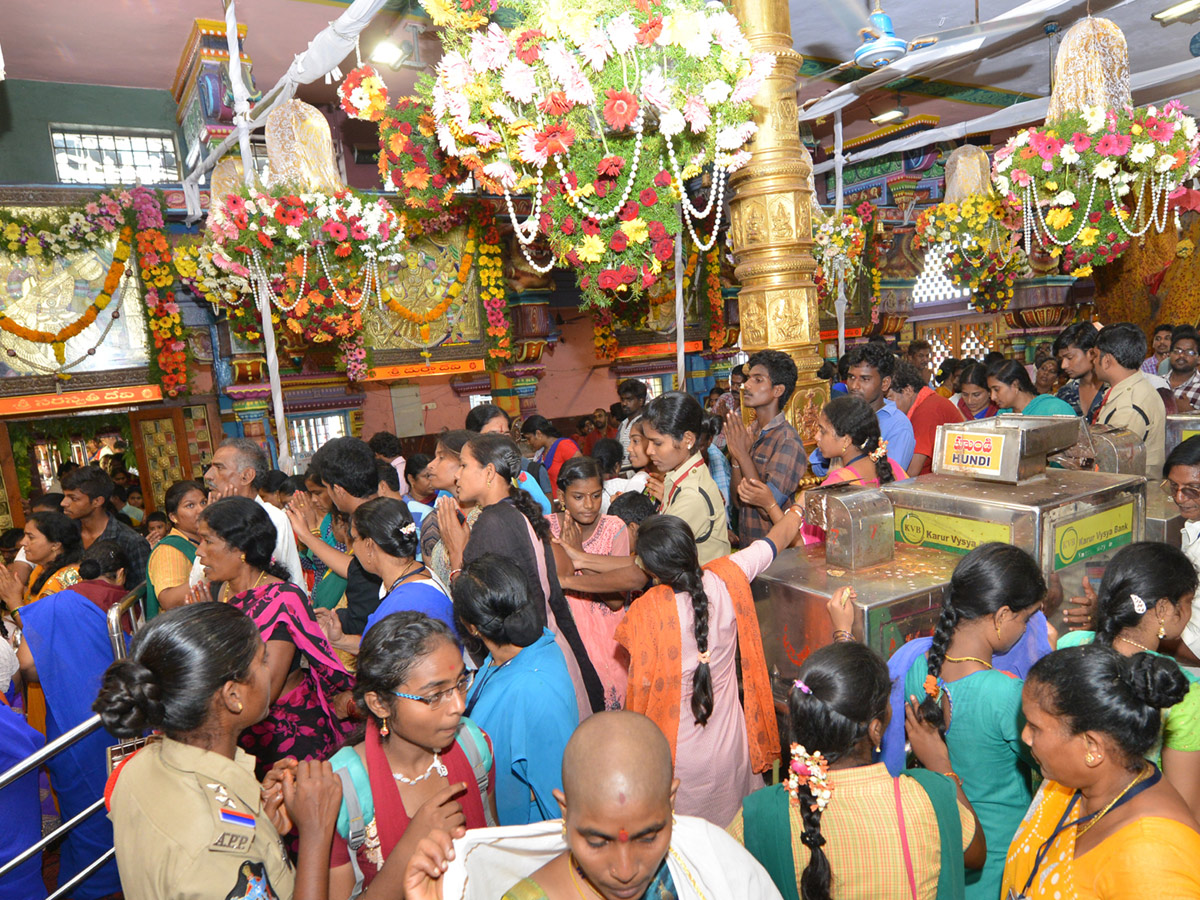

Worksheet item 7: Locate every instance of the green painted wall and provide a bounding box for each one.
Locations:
[0,80,182,184]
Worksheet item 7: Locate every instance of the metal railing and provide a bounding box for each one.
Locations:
[0,583,145,899]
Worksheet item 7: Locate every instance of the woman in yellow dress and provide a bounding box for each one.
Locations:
[0,511,82,609]
[1003,643,1200,899]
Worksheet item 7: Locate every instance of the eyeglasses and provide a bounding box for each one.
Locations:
[392,671,475,710]
[1160,479,1200,502]
[1172,348,1199,357]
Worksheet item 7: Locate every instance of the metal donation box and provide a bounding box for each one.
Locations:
[883,415,1145,627]
[753,415,1148,685]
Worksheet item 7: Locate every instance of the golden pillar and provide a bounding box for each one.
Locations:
[728,0,825,444]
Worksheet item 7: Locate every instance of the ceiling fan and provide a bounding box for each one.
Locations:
[801,0,1077,121]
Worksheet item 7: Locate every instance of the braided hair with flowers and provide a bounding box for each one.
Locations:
[785,642,891,900]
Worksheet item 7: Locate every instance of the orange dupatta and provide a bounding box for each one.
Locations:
[615,556,780,773]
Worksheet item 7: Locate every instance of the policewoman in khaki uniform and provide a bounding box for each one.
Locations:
[97,603,342,900]
[641,392,731,565]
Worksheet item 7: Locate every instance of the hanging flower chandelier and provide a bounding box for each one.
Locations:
[424,0,771,307]
[993,102,1200,277]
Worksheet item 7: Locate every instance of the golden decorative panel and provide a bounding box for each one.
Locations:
[183,405,215,479]
[139,417,185,509]
[362,226,482,350]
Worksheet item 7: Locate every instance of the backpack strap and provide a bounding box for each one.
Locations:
[335,767,368,900]
[741,785,801,900]
[456,716,497,826]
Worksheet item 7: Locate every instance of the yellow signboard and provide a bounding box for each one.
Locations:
[894,508,1012,555]
[1183,430,1200,442]
[1054,502,1135,570]
[941,431,1007,476]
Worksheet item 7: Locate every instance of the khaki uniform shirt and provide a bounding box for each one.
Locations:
[109,737,295,900]
[663,453,731,565]
[1097,371,1166,478]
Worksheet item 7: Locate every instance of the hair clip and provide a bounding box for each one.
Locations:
[924,674,941,701]
[1131,594,1147,615]
[869,439,889,462]
[399,522,417,535]
[794,679,812,695]
[696,650,712,665]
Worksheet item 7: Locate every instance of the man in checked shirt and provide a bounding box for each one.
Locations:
[1167,326,1200,412]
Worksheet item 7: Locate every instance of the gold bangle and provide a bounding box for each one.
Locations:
[943,771,963,789]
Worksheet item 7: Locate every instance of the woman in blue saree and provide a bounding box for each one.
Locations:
[16,541,130,899]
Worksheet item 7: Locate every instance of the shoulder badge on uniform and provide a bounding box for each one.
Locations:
[219,807,256,828]
[207,783,234,807]
[224,860,279,900]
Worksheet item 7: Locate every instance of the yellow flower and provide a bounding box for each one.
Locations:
[1045,207,1074,231]
[577,234,605,264]
[1078,227,1100,247]
[622,218,650,244]
[3,224,19,240]
[650,256,662,275]
[1070,265,1093,278]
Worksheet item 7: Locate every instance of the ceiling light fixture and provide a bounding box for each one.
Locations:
[1152,0,1200,23]
[870,105,908,125]
[370,39,411,70]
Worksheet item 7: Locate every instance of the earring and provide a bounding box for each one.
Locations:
[995,622,1003,642]
[240,553,246,562]
[380,716,389,737]
[487,476,493,485]
[561,821,567,838]
[234,701,243,713]
[1158,613,1167,640]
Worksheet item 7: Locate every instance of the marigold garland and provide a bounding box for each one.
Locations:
[385,222,479,332]
[480,224,510,367]
[913,195,1024,314]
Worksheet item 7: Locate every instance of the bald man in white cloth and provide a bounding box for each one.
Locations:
[403,710,784,900]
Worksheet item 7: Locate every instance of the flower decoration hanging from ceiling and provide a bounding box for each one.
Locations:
[993,102,1200,278]
[913,195,1025,313]
[338,64,390,122]
[423,0,771,308]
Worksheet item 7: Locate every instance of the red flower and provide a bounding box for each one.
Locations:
[582,218,601,236]
[639,188,658,207]
[350,225,368,240]
[538,92,574,116]
[597,156,625,178]
[610,231,629,251]
[598,269,621,290]
[595,181,611,199]
[567,249,581,266]
[642,266,656,288]
[561,216,576,236]
[618,201,639,222]
[637,16,663,45]
[514,29,545,64]
[603,90,640,131]
[335,242,353,258]
[534,124,576,156]
[653,170,672,188]
[540,212,553,232]
[653,238,674,261]
[648,220,668,242]
[257,231,274,249]
[618,265,637,285]
[581,275,592,290]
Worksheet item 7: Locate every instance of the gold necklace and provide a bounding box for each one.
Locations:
[568,854,605,900]
[1117,635,1155,653]
[944,655,993,669]
[1077,766,1152,837]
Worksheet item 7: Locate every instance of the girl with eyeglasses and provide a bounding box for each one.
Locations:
[452,553,579,826]
[327,611,495,900]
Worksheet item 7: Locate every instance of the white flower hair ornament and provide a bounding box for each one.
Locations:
[786,744,833,812]
[1131,594,1147,615]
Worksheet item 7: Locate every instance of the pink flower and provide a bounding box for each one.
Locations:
[469,24,510,72]
[1070,132,1092,153]
[1148,119,1177,143]
[483,161,518,189]
[683,96,711,134]
[1012,169,1032,187]
[562,70,595,106]
[731,52,773,103]
[579,30,612,72]
[641,68,672,113]
[85,203,99,216]
[501,58,538,104]
[1096,133,1131,156]
[322,220,349,242]
[436,52,471,91]
[517,131,549,167]
[1030,131,1064,161]
[607,13,638,55]
[465,121,503,147]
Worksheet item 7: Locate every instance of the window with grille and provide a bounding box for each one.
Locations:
[288,413,349,468]
[51,126,181,185]
[912,247,971,305]
[468,393,494,409]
